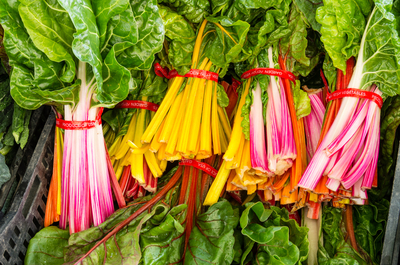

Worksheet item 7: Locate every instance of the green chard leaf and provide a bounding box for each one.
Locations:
[1,0,164,111]
[353,196,390,264]
[65,201,173,264]
[318,206,367,265]
[293,0,323,32]
[315,0,373,72]
[239,202,309,265]
[184,200,239,265]
[202,17,250,77]
[25,226,70,265]
[293,80,311,119]
[354,4,400,97]
[158,6,196,75]
[158,0,211,24]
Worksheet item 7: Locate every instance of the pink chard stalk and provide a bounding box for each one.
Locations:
[298,5,400,204]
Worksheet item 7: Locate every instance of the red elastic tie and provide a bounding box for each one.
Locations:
[115,100,159,112]
[179,159,218,178]
[327,89,383,109]
[56,107,104,130]
[241,68,296,83]
[154,63,219,82]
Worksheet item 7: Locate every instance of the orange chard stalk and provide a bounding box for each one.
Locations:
[278,56,305,187]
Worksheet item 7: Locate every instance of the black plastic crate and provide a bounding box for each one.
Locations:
[381,141,400,265]
[0,111,54,265]
[0,106,51,216]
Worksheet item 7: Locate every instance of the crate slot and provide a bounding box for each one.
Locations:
[18,252,24,261]
[37,205,44,219]
[3,251,10,261]
[23,240,28,249]
[14,227,20,237]
[9,238,15,249]
[42,156,48,169]
[41,195,46,205]
[28,228,34,238]
[22,176,41,219]
[32,216,40,229]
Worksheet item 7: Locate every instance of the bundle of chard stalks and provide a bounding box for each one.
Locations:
[3,0,400,263]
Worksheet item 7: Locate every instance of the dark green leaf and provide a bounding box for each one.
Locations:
[159,0,211,24]
[184,200,239,265]
[159,6,196,75]
[25,226,70,265]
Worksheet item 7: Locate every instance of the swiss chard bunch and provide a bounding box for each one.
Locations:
[0,0,165,233]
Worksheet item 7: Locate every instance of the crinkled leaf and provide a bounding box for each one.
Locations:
[293,80,311,119]
[203,17,250,76]
[210,0,230,15]
[116,0,164,71]
[159,0,211,23]
[139,67,169,104]
[64,200,168,264]
[315,0,372,72]
[184,200,239,265]
[57,0,103,90]
[25,226,70,265]
[140,207,186,265]
[318,240,368,265]
[320,206,343,258]
[357,5,400,97]
[293,0,323,32]
[158,6,196,75]
[240,202,308,265]
[0,0,79,110]
[269,206,309,264]
[280,5,309,70]
[353,197,390,263]
[102,109,129,133]
[18,0,76,83]
[241,203,309,264]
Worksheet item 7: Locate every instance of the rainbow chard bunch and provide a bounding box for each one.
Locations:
[207,0,319,206]
[0,0,164,233]
[298,0,400,203]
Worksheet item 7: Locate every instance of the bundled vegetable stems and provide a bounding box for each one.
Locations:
[298,5,396,207]
[141,20,231,160]
[0,0,165,233]
[205,1,313,206]
[104,100,165,200]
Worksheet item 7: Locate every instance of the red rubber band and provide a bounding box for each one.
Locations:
[179,159,218,178]
[241,68,296,83]
[115,100,159,112]
[56,107,104,130]
[327,89,383,109]
[154,63,219,82]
